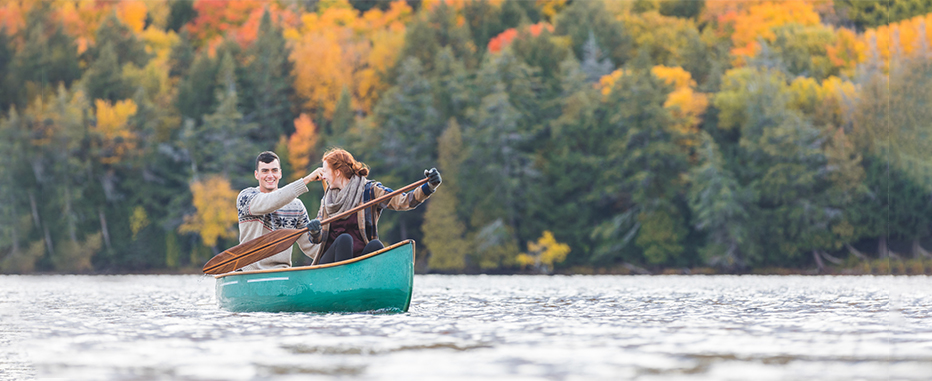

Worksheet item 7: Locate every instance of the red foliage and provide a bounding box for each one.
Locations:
[488,22,553,53]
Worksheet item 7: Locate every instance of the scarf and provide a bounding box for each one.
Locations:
[323,175,367,217]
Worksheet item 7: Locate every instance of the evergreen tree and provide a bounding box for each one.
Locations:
[423,119,469,271]
[83,43,130,102]
[241,10,296,145]
[594,53,691,266]
[370,57,442,179]
[175,51,218,122]
[10,8,81,106]
[327,86,354,148]
[186,52,258,186]
[169,30,195,79]
[554,0,632,68]
[579,31,615,83]
[659,0,705,19]
[167,1,198,33]
[90,13,150,68]
[0,28,14,111]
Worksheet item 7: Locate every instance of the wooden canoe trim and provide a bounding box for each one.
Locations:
[213,239,415,279]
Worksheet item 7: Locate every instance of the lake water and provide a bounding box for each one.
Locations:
[1,275,930,380]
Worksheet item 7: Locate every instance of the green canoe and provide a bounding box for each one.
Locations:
[214,240,415,313]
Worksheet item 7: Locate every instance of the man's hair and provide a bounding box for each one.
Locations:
[255,151,280,170]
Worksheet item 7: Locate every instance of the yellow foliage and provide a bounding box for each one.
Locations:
[858,13,932,71]
[598,69,626,97]
[179,176,239,247]
[729,1,821,65]
[600,66,707,142]
[94,99,137,164]
[130,206,149,240]
[519,231,570,272]
[288,113,319,181]
[116,0,147,33]
[290,1,411,119]
[537,0,568,22]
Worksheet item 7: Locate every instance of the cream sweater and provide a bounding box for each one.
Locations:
[235,179,316,271]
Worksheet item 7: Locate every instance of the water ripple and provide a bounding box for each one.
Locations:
[1,274,930,380]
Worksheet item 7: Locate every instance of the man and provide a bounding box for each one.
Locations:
[236,151,322,271]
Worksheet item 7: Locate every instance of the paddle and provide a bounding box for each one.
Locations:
[202,177,429,274]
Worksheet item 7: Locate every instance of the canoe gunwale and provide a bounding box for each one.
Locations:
[213,239,415,279]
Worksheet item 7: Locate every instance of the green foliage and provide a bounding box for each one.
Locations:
[554,0,632,69]
[167,1,197,33]
[175,51,218,122]
[91,13,150,68]
[423,119,469,271]
[241,10,296,145]
[659,0,704,19]
[83,43,131,102]
[835,0,932,31]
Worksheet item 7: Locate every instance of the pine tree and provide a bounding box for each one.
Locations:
[83,43,130,102]
[169,30,195,78]
[579,31,614,83]
[175,51,218,122]
[91,13,150,68]
[423,119,469,271]
[555,0,633,68]
[241,9,296,146]
[371,57,442,178]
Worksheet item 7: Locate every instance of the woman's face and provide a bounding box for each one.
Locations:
[321,160,342,186]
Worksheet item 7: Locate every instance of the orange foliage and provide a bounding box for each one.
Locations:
[290,0,411,119]
[287,113,319,181]
[858,13,932,71]
[652,66,708,142]
[0,0,28,36]
[488,28,517,53]
[94,99,138,164]
[116,1,147,33]
[728,1,821,64]
[187,0,300,48]
[179,175,239,247]
[488,22,553,53]
[599,66,708,142]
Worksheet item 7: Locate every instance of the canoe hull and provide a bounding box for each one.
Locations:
[214,240,415,313]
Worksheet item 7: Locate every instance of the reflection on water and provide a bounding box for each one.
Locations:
[1,275,930,380]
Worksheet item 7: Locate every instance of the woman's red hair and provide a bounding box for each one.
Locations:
[322,148,369,179]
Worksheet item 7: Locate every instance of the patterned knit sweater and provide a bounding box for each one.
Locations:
[236,179,315,271]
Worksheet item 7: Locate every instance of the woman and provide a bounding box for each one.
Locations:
[305,148,442,265]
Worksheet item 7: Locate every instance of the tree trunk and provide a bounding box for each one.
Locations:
[813,250,825,272]
[64,189,77,243]
[99,208,112,251]
[28,192,40,229]
[820,250,843,265]
[878,236,889,258]
[43,225,54,258]
[912,239,931,258]
[10,195,19,254]
[846,243,869,260]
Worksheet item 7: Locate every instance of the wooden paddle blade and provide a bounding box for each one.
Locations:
[202,228,307,274]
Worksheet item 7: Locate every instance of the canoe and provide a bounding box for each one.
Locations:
[214,240,415,313]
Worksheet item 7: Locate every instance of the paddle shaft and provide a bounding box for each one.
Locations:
[319,177,428,226]
[202,177,429,274]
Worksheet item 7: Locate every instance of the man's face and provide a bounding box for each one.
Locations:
[255,159,282,193]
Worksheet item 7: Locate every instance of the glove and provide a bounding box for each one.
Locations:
[424,168,442,190]
[306,219,321,242]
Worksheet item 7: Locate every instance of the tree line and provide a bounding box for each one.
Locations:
[0,0,930,274]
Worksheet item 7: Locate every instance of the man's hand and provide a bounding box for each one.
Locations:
[303,167,324,184]
[306,219,322,242]
[424,168,442,190]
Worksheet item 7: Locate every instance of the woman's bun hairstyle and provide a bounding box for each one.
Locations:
[322,148,369,179]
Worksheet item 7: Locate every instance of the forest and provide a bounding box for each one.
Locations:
[0,0,930,275]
